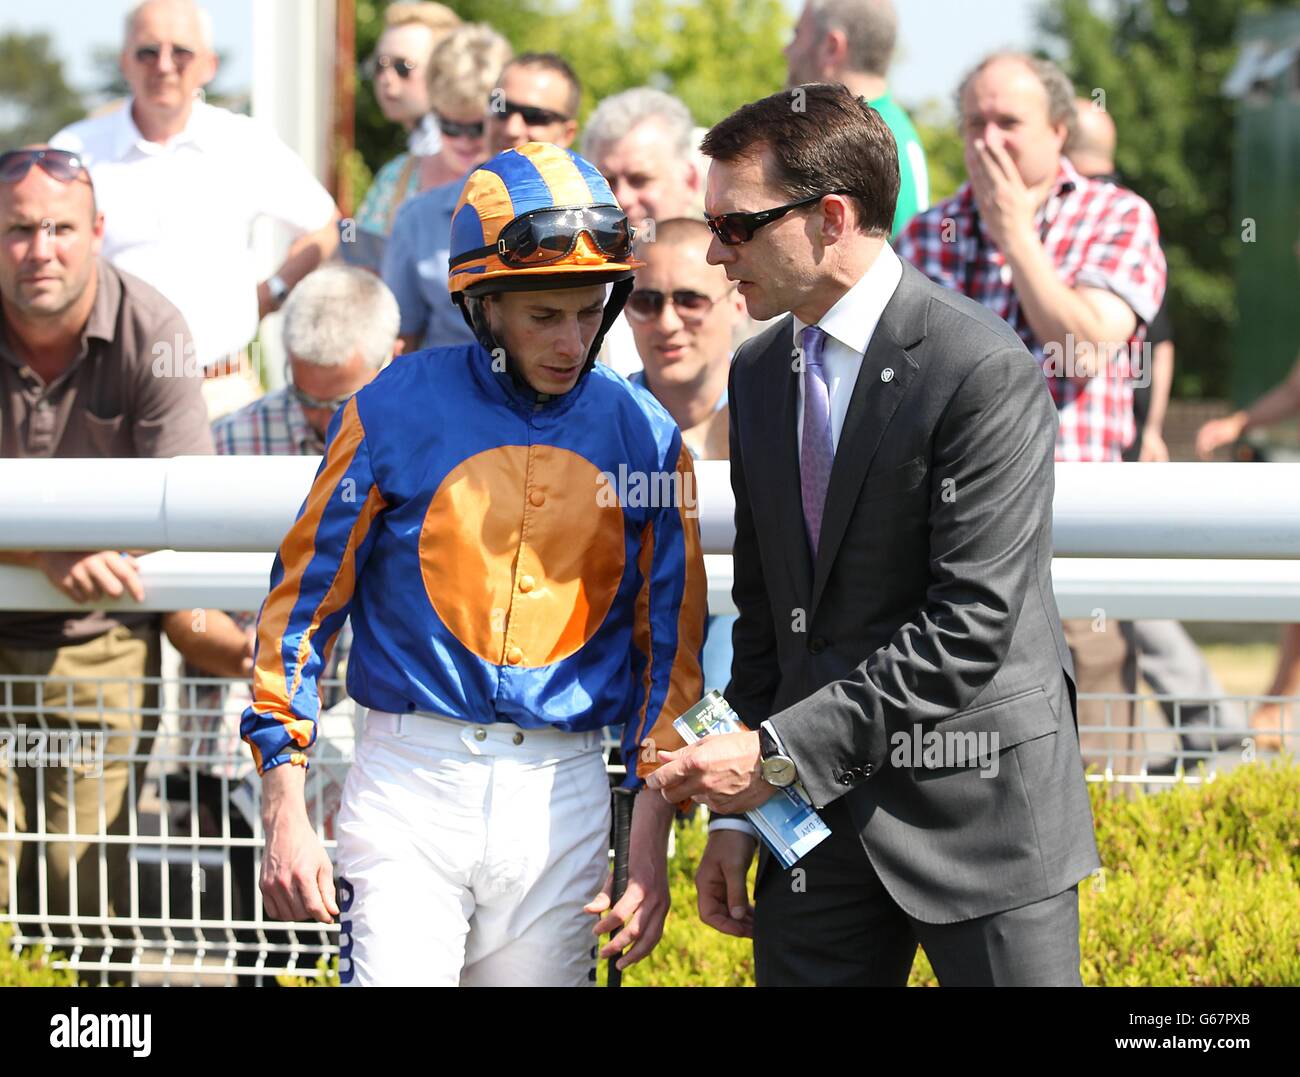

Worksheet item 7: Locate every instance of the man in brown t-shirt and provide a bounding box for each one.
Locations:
[0,146,220,961]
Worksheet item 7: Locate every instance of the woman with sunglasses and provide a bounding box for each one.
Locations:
[366,2,461,154]
[245,142,706,986]
[348,24,512,273]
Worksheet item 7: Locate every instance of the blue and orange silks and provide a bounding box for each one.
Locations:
[240,341,707,786]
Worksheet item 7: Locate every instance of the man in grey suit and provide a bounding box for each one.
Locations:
[646,83,1101,986]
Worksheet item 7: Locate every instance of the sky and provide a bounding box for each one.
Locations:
[0,0,1042,116]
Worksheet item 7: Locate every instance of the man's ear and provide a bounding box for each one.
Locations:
[1050,121,1070,156]
[199,48,219,90]
[820,194,852,244]
[684,158,702,194]
[823,28,849,75]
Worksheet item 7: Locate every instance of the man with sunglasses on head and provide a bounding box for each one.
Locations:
[625,218,746,695]
[383,52,581,356]
[244,143,706,986]
[50,0,341,419]
[645,83,1100,986]
[0,144,214,975]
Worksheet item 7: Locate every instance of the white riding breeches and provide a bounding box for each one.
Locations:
[335,708,612,987]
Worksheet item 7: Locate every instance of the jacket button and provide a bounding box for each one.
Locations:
[529,490,545,507]
[808,637,826,655]
[512,731,524,745]
[863,762,873,775]
[518,574,535,593]
[506,646,523,665]
[838,772,852,785]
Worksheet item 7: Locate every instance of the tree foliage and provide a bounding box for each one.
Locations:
[1038,0,1296,398]
[0,31,85,148]
[352,0,789,183]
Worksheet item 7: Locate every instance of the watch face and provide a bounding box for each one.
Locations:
[761,756,797,788]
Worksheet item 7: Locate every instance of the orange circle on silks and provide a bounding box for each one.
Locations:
[419,445,627,667]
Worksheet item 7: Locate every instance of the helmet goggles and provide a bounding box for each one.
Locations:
[450,204,634,271]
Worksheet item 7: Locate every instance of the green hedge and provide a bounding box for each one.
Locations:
[610,759,1300,987]
[0,922,78,986]
[8,761,1297,987]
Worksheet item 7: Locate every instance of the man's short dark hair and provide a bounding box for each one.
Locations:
[700,83,899,238]
[504,52,582,118]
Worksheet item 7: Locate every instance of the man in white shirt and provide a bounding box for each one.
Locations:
[51,0,340,416]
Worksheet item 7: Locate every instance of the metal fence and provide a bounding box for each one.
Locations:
[4,458,1299,983]
[1,665,1290,985]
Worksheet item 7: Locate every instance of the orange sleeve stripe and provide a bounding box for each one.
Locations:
[251,398,373,740]
[630,520,655,744]
[637,447,707,772]
[289,483,386,708]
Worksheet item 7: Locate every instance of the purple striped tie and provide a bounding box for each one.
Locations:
[799,325,834,557]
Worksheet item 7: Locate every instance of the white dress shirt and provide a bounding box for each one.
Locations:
[793,242,903,456]
[52,100,337,370]
[709,243,903,842]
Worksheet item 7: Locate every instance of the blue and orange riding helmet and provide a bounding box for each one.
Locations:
[448,141,642,301]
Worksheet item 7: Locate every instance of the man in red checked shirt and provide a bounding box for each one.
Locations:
[894,52,1166,775]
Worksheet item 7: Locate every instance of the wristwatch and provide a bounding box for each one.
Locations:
[266,273,290,309]
[758,724,797,788]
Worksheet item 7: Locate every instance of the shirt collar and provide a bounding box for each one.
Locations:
[792,242,903,358]
[111,98,211,158]
[629,368,728,414]
[82,260,120,345]
[280,387,326,454]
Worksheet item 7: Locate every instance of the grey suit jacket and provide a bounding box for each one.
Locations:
[727,259,1101,924]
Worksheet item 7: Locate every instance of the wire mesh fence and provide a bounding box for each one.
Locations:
[0,670,1292,984]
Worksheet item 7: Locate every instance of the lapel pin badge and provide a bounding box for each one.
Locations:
[881,367,895,383]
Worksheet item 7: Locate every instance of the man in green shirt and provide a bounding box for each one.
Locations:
[784,0,929,238]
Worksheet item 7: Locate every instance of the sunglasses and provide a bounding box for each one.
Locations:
[133,42,197,68]
[625,286,736,323]
[437,114,486,140]
[363,54,417,80]
[706,190,854,245]
[0,149,89,185]
[284,362,357,414]
[492,99,569,127]
[450,204,633,271]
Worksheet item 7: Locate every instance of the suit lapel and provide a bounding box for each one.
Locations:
[809,263,930,616]
[755,318,812,610]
